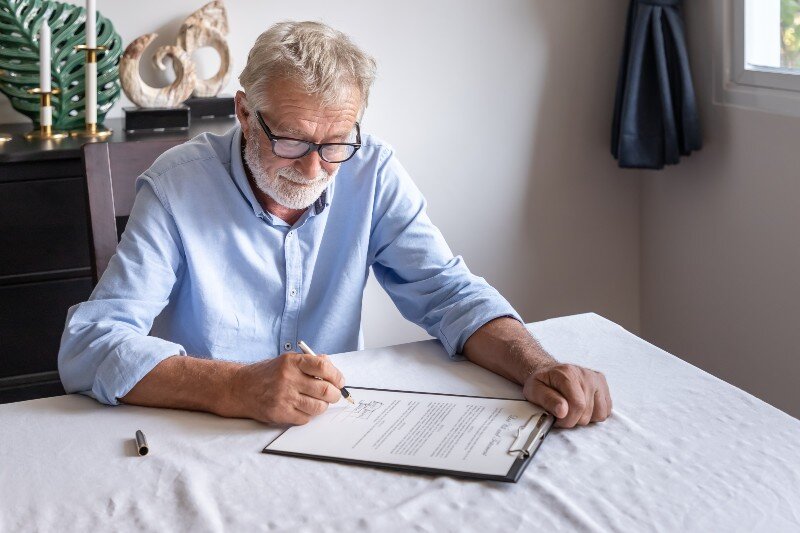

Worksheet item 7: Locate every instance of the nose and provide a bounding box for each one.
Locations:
[293,150,324,179]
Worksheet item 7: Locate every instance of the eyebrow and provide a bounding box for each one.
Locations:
[273,124,305,137]
[273,124,354,143]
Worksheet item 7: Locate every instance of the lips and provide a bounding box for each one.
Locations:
[278,171,327,187]
[283,176,319,186]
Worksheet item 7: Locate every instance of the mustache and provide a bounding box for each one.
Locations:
[276,166,333,184]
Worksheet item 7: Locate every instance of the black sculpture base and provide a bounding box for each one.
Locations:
[185,96,235,119]
[123,105,190,133]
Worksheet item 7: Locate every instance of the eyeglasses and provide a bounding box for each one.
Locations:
[255,110,361,163]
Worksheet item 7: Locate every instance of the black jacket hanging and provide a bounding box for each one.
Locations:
[611,0,702,169]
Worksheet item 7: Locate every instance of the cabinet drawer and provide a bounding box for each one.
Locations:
[0,177,90,278]
[0,378,65,404]
[0,277,93,378]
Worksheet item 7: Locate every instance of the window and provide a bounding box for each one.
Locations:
[746,0,800,71]
[718,0,800,116]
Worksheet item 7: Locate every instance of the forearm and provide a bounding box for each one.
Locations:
[120,355,244,417]
[462,317,556,384]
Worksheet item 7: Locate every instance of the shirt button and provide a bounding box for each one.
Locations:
[290,288,297,297]
[284,342,292,351]
[287,231,293,238]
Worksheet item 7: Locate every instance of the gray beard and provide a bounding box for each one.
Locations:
[243,127,336,210]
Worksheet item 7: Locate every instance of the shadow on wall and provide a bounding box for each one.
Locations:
[512,0,640,331]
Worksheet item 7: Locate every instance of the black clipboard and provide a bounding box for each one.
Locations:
[262,387,555,483]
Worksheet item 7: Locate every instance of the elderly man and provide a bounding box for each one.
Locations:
[59,21,611,429]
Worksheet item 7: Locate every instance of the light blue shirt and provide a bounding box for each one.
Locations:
[58,125,521,405]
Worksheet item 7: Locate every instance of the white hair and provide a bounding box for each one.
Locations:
[239,20,377,113]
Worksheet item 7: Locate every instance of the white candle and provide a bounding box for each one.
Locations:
[86,0,96,48]
[39,20,51,93]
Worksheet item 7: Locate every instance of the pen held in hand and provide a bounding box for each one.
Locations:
[297,340,355,404]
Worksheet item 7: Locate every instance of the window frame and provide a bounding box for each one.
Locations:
[716,0,800,117]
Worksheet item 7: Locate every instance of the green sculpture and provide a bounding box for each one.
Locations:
[0,0,122,129]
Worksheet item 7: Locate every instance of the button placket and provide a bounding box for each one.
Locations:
[278,227,303,355]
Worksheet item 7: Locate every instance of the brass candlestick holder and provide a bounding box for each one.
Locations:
[24,88,68,141]
[70,44,112,139]
[0,70,14,142]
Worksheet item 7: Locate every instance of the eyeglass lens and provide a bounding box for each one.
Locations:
[272,140,356,162]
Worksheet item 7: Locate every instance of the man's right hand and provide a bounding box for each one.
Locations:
[224,352,346,425]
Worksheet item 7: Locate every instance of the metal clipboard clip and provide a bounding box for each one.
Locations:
[508,412,551,458]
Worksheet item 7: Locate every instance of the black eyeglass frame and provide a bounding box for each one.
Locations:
[254,110,362,163]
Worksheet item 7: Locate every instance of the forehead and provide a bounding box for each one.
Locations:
[262,79,362,137]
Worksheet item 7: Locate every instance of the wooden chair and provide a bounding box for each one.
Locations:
[82,139,184,283]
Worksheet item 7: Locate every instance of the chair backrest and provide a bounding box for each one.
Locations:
[82,139,184,282]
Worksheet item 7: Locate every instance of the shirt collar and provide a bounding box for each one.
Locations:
[229,124,334,221]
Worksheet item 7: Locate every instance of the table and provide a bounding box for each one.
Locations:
[2,313,799,531]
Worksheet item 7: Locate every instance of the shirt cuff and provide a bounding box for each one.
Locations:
[89,336,187,405]
[437,289,523,360]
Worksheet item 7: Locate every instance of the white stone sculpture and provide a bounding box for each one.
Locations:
[119,0,231,108]
[178,0,231,98]
[119,33,197,108]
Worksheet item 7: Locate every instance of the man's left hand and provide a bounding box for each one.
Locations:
[523,363,612,428]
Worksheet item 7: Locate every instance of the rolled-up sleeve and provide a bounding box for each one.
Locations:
[368,148,522,358]
[58,177,186,405]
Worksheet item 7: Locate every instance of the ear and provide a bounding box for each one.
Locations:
[235,91,251,136]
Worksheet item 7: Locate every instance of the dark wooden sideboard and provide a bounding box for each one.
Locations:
[0,116,237,404]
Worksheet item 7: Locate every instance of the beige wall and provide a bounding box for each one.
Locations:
[361,0,642,347]
[37,0,790,418]
[641,1,800,418]
[0,1,642,348]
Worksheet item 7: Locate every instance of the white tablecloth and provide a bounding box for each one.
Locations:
[2,313,799,532]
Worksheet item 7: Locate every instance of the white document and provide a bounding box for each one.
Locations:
[264,388,551,478]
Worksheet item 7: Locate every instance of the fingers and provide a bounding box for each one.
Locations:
[243,354,345,425]
[531,364,612,428]
[601,373,613,413]
[592,390,608,422]
[261,391,331,426]
[293,354,344,403]
[593,372,613,421]
[289,408,312,426]
[294,353,345,389]
[297,375,342,404]
[295,393,330,417]
[523,379,568,419]
[540,366,586,428]
[577,379,595,426]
